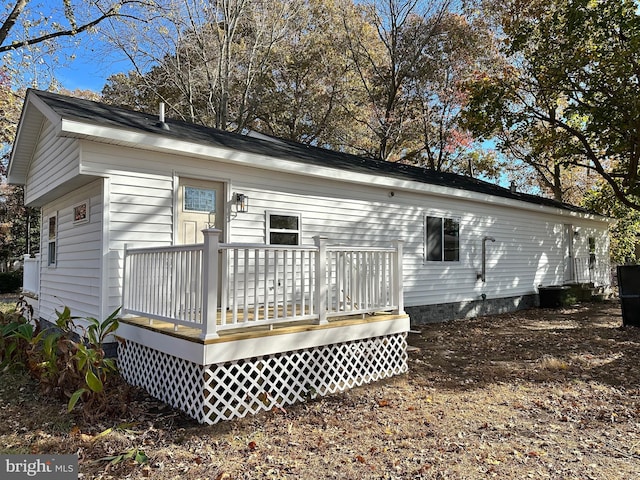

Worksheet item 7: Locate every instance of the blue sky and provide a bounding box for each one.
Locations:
[2,2,133,93]
[37,28,134,93]
[54,50,126,92]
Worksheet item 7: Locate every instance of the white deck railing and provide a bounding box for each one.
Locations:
[22,254,41,296]
[123,229,404,340]
[122,244,204,330]
[573,255,610,286]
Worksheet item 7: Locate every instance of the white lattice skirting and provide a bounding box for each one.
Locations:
[118,334,408,424]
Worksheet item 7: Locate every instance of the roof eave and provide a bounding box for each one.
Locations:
[56,118,609,223]
[8,90,62,185]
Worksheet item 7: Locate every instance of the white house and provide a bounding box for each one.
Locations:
[8,89,612,423]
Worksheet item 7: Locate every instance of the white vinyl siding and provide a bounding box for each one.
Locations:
[220,172,609,307]
[25,119,80,206]
[81,144,180,314]
[48,141,611,321]
[38,180,103,320]
[106,173,175,313]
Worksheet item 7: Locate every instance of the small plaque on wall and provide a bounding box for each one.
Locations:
[73,200,89,225]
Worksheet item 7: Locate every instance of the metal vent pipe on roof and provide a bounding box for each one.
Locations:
[157,102,170,130]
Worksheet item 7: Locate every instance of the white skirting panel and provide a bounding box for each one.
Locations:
[118,333,408,424]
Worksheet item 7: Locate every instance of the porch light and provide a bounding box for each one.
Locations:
[235,193,249,213]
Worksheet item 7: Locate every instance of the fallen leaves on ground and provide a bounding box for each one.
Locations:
[1,300,639,479]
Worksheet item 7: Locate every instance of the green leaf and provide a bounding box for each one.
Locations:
[96,454,124,466]
[55,306,76,330]
[76,353,88,371]
[67,388,88,412]
[85,370,103,393]
[92,427,113,442]
[102,358,117,373]
[11,323,34,341]
[134,450,148,464]
[42,331,60,358]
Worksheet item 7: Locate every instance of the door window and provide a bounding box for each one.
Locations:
[177,179,224,244]
[184,186,216,213]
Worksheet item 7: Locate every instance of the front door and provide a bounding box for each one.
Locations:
[177,178,225,244]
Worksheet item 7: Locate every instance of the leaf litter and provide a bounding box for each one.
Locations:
[1,300,639,479]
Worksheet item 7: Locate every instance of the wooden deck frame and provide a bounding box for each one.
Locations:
[117,311,410,365]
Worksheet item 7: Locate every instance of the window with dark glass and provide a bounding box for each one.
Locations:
[426,215,459,262]
[48,215,57,266]
[267,213,301,245]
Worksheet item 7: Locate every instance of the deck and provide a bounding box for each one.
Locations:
[115,230,410,424]
[120,310,408,344]
[121,229,406,340]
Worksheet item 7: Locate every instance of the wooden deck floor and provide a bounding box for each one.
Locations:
[120,311,408,345]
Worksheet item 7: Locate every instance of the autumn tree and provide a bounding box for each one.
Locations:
[1,0,149,86]
[488,120,599,203]
[404,10,499,176]
[103,0,497,170]
[336,0,493,177]
[463,0,640,209]
[1,1,149,264]
[0,73,38,267]
[0,1,147,53]
[250,0,369,148]
[102,0,298,131]
[582,183,640,265]
[341,0,449,161]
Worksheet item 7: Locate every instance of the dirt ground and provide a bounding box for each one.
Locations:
[1,299,639,479]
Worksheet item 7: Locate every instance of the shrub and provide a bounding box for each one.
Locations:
[0,302,121,418]
[0,271,22,294]
[0,308,37,370]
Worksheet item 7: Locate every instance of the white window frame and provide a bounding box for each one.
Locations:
[266,211,302,245]
[424,214,460,262]
[72,199,90,225]
[47,213,58,267]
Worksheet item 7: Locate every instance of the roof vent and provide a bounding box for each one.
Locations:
[157,102,170,130]
[510,181,516,193]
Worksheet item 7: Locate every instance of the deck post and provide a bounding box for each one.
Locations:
[122,244,129,313]
[392,239,405,315]
[201,229,221,339]
[22,253,41,297]
[314,235,329,325]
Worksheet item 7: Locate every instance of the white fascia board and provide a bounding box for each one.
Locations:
[60,119,611,224]
[9,93,64,184]
[30,93,65,126]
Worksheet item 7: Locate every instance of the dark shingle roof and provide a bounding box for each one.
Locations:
[32,89,589,214]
